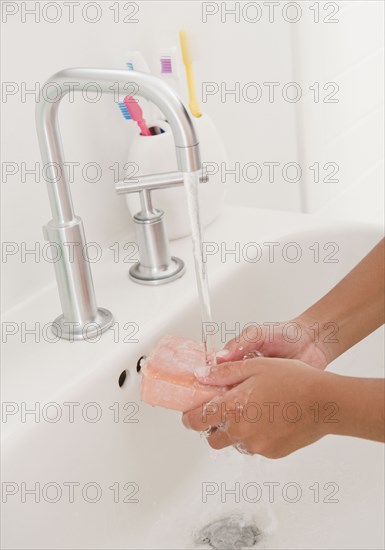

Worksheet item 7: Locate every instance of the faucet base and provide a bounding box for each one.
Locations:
[129,256,185,285]
[51,308,114,341]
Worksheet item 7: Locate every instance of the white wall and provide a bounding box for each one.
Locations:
[292,0,384,213]
[1,1,383,313]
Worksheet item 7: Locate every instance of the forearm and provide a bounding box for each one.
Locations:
[324,373,385,443]
[298,239,384,364]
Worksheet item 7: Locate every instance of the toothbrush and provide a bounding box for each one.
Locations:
[123,96,151,136]
[159,47,182,96]
[118,52,146,120]
[118,51,163,121]
[118,100,132,120]
[179,29,202,118]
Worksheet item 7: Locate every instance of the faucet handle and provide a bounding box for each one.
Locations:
[115,170,208,195]
[115,170,208,285]
[115,169,208,285]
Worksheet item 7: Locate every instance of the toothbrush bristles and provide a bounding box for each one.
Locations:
[118,102,132,120]
[160,56,172,74]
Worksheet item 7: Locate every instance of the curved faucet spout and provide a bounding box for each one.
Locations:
[35,68,202,340]
[36,67,201,223]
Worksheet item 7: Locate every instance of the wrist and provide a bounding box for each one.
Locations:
[294,312,341,367]
[310,370,342,437]
[321,374,385,442]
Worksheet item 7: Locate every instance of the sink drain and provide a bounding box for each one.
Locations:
[194,514,261,550]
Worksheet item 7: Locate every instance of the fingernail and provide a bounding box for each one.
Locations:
[194,366,212,379]
[215,349,230,358]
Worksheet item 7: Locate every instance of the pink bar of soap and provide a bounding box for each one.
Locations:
[141,335,226,412]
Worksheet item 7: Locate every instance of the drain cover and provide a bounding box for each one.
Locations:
[194,514,261,550]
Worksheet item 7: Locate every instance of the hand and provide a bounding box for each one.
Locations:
[216,317,330,370]
[183,357,339,458]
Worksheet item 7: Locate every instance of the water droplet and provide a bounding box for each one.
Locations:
[242,350,263,360]
[234,441,252,455]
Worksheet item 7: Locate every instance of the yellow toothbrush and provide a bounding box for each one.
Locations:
[179,29,202,118]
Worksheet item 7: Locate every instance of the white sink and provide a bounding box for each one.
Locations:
[2,206,384,549]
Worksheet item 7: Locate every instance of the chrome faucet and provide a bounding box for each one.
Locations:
[36,68,203,341]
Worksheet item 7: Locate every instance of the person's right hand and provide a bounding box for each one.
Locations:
[215,317,330,370]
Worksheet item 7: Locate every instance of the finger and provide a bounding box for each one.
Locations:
[182,398,228,431]
[206,426,233,450]
[216,325,266,362]
[196,358,267,386]
[182,388,249,432]
[207,427,259,454]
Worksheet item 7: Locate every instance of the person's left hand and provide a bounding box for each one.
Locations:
[182,357,340,458]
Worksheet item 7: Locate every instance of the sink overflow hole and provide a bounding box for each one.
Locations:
[137,356,146,373]
[118,370,129,388]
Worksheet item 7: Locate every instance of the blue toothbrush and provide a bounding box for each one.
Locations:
[118,61,135,119]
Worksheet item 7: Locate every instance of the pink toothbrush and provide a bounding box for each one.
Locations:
[123,96,152,136]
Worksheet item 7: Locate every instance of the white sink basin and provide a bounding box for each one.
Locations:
[2,206,384,549]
